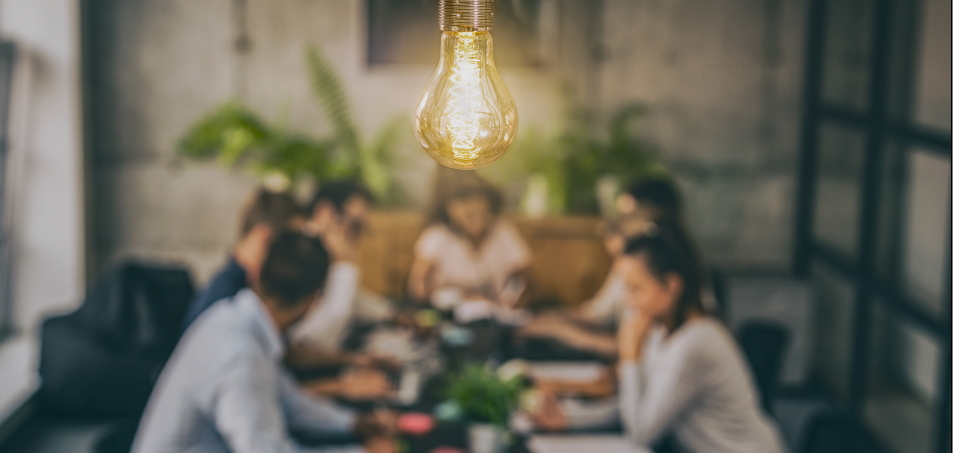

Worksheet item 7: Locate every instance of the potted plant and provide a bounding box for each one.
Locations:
[176,45,405,205]
[444,363,528,452]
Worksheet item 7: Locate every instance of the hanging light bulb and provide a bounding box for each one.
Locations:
[414,0,518,170]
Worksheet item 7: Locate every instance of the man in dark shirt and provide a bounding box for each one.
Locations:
[181,188,305,330]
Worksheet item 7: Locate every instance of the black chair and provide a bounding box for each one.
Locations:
[38,261,194,419]
[737,321,790,414]
[800,411,888,452]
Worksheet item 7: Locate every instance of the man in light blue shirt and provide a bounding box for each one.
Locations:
[134,231,394,452]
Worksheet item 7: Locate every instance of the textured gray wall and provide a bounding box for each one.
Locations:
[596,0,806,267]
[86,0,808,282]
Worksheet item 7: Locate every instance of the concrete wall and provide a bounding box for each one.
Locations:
[86,0,808,283]
[596,0,806,267]
[1,0,86,331]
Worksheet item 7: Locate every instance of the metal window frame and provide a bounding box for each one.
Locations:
[793,0,952,451]
[0,40,18,340]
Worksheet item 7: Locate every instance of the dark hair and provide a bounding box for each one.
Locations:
[623,220,706,331]
[427,169,503,226]
[258,230,331,309]
[308,180,373,215]
[240,188,306,237]
[624,177,683,220]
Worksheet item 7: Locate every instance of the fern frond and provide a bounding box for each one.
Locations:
[305,45,360,158]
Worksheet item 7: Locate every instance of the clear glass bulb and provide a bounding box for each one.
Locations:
[414,31,518,170]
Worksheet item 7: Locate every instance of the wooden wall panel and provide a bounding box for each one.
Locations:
[356,212,611,307]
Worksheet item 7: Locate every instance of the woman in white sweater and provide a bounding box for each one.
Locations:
[614,220,784,452]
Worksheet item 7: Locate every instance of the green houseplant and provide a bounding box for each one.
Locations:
[177,45,404,204]
[445,363,527,427]
[482,88,669,216]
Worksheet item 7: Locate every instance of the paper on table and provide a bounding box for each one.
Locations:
[528,361,606,382]
[527,434,647,453]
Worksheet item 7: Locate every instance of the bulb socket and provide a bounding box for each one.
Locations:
[439,0,494,31]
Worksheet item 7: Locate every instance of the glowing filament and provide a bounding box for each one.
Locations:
[446,33,481,163]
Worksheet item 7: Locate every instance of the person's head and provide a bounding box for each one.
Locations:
[618,220,705,331]
[236,188,307,281]
[257,230,331,332]
[240,188,307,238]
[308,180,374,242]
[616,177,683,221]
[600,212,656,257]
[429,171,503,241]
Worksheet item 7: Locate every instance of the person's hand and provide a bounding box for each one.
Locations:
[363,436,397,453]
[234,225,272,285]
[530,390,568,432]
[338,369,394,400]
[320,218,357,263]
[617,311,653,363]
[350,353,402,371]
[355,409,400,438]
[519,314,570,338]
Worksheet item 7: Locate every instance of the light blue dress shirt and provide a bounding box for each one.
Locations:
[133,288,359,452]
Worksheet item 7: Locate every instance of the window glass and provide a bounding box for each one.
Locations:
[811,262,857,405]
[863,302,939,453]
[912,0,952,131]
[821,0,875,110]
[814,123,864,258]
[901,150,950,315]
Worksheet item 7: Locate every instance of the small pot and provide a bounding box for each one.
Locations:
[468,422,505,453]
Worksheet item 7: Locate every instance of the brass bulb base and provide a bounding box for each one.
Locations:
[439,0,494,31]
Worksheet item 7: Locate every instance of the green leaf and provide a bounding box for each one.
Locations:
[305,45,361,159]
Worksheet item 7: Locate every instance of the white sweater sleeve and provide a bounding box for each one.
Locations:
[617,341,708,446]
[578,273,626,325]
[289,262,360,352]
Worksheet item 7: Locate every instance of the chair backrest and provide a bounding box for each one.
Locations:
[800,411,888,452]
[737,321,790,413]
[74,261,194,356]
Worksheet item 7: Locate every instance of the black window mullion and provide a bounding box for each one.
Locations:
[817,104,952,154]
[933,188,951,452]
[847,0,894,415]
[793,0,828,277]
[813,240,945,335]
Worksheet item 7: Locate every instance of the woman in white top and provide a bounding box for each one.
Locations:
[408,171,532,305]
[614,220,784,452]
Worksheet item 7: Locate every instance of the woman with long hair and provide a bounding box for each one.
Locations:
[615,220,783,451]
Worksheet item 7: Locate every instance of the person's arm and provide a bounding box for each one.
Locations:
[278,371,359,436]
[519,315,618,357]
[210,356,307,452]
[558,327,619,357]
[301,369,395,401]
[407,257,436,302]
[289,262,361,353]
[535,368,617,398]
[181,258,247,330]
[617,324,709,446]
[574,268,626,326]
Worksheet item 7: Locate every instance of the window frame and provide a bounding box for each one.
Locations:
[793,0,951,451]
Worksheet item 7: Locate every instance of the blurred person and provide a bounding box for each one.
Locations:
[519,176,686,357]
[519,214,656,357]
[179,184,392,400]
[613,221,782,451]
[285,180,396,376]
[531,222,783,452]
[615,176,684,222]
[134,231,397,453]
[181,188,305,330]
[289,181,391,353]
[408,170,532,306]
